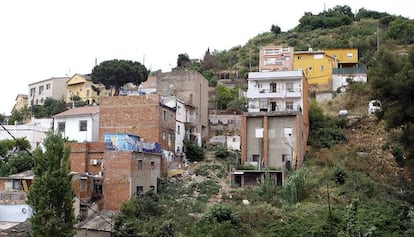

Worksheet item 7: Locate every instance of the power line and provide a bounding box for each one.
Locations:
[0,121,33,157]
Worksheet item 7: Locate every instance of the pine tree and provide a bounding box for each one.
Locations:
[27,132,76,237]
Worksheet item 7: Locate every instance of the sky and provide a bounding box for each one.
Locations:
[0,0,412,115]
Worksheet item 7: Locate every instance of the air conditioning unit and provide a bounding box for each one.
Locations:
[90,159,99,165]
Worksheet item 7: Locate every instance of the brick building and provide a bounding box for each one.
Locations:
[98,94,172,175]
[70,142,161,213]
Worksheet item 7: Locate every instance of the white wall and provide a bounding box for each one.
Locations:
[0,119,51,150]
[0,205,32,222]
[54,114,99,142]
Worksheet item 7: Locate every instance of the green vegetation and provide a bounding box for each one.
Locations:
[91,59,149,95]
[0,138,33,176]
[27,132,75,237]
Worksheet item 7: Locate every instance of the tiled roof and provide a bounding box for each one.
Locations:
[54,106,99,118]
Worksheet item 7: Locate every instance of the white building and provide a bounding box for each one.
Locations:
[53,106,100,142]
[28,76,70,106]
[246,70,305,113]
[0,118,52,150]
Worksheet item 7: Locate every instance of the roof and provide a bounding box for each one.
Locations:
[0,170,34,180]
[248,70,303,80]
[28,76,70,86]
[75,210,118,232]
[53,106,99,118]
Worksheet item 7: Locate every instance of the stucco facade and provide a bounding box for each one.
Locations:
[156,70,209,143]
[53,106,100,142]
[259,45,294,72]
[28,76,69,106]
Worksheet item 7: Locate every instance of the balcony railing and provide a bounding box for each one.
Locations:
[247,88,302,99]
[185,115,197,124]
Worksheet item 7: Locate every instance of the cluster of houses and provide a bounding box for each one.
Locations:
[0,45,364,235]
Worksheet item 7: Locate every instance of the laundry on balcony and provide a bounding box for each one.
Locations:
[219,118,228,125]
[209,118,219,125]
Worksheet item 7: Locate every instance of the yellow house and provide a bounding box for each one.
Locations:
[293,49,338,86]
[324,48,358,67]
[66,74,111,105]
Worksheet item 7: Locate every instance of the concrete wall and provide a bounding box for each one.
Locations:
[156,70,209,141]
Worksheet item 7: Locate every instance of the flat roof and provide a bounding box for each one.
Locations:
[248,70,303,80]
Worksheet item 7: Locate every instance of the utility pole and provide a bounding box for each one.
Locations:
[327,183,333,237]
[376,23,380,50]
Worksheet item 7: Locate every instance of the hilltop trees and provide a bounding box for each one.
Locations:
[27,132,75,237]
[91,59,149,96]
[0,138,33,176]
[369,47,414,159]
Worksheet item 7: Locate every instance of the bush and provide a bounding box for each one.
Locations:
[184,140,205,162]
[333,166,346,185]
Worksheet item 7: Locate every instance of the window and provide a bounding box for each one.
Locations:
[271,102,278,111]
[286,101,294,110]
[347,53,353,59]
[93,179,103,195]
[30,88,36,97]
[136,186,143,195]
[138,160,143,170]
[264,58,276,65]
[163,110,167,120]
[151,161,155,170]
[252,154,260,162]
[286,82,294,92]
[80,179,87,192]
[162,131,166,140]
[270,83,277,92]
[259,99,268,111]
[282,154,290,162]
[320,65,325,71]
[150,185,155,191]
[308,67,313,71]
[169,113,174,121]
[13,180,22,190]
[314,54,324,59]
[79,120,87,131]
[58,122,65,133]
[46,83,50,89]
[86,89,90,97]
[297,56,302,60]
[264,48,280,55]
[177,125,180,135]
[284,56,290,61]
[39,85,44,95]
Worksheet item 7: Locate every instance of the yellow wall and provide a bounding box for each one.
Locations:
[324,48,358,64]
[293,52,336,85]
[66,74,109,104]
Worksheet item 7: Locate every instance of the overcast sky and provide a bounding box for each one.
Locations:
[0,0,412,115]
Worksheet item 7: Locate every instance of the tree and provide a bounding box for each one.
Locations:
[215,85,233,110]
[176,53,191,69]
[270,24,281,36]
[91,59,149,96]
[27,132,75,237]
[369,47,414,158]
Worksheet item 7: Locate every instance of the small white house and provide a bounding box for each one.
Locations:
[53,106,99,142]
[0,118,52,150]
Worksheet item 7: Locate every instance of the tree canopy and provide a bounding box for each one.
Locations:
[91,59,149,95]
[369,47,414,158]
[27,132,75,237]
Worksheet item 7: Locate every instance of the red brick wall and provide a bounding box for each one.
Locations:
[70,142,105,174]
[99,95,162,144]
[102,151,132,211]
[0,180,5,191]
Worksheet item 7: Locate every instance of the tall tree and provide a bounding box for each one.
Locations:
[369,47,414,158]
[91,59,149,96]
[27,132,75,237]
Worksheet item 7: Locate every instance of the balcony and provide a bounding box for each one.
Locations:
[185,114,197,126]
[246,88,302,99]
[247,105,302,115]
